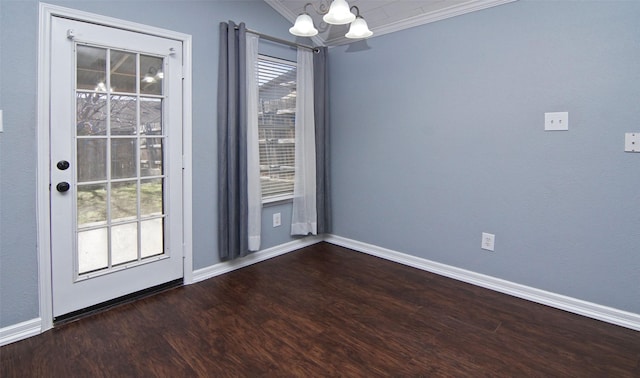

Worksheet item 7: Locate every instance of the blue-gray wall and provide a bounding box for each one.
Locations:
[329,0,640,314]
[0,0,301,328]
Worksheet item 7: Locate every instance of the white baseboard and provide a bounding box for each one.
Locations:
[0,318,42,347]
[0,237,322,347]
[191,235,324,284]
[324,234,640,332]
[4,234,637,347]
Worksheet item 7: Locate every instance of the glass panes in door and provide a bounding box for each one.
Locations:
[76,44,165,276]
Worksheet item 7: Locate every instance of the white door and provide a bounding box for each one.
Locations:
[50,16,184,318]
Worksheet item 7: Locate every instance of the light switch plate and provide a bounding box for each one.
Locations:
[545,112,568,131]
[0,110,3,133]
[624,133,640,152]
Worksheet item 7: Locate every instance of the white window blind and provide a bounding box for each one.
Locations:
[257,55,297,202]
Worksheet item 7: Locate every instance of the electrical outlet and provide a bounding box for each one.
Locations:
[624,132,640,152]
[272,212,281,227]
[481,232,495,252]
[545,112,568,131]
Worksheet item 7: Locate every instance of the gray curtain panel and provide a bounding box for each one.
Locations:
[217,21,249,260]
[314,47,331,234]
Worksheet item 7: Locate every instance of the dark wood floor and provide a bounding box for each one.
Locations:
[2,242,639,377]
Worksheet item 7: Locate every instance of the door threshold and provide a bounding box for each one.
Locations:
[53,278,183,326]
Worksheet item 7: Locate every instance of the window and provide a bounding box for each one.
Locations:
[257,55,297,203]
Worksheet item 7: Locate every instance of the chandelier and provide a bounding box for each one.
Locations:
[289,0,373,39]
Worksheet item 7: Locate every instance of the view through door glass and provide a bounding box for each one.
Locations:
[75,45,166,275]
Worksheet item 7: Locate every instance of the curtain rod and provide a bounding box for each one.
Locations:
[239,26,319,52]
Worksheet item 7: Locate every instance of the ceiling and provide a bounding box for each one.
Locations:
[264,0,515,46]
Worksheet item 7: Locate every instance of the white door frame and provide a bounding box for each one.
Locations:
[37,3,193,331]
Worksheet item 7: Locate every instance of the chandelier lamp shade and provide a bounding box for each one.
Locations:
[289,0,373,40]
[323,0,355,25]
[289,13,318,37]
[345,11,373,39]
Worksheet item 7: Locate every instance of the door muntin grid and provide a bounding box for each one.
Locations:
[75,44,166,278]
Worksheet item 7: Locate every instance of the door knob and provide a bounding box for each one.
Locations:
[56,182,70,193]
[57,160,70,170]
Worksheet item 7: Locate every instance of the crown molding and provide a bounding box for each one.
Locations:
[264,0,298,23]
[328,0,517,46]
[266,0,517,47]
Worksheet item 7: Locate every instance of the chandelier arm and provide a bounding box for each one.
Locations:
[316,20,329,33]
[305,0,331,16]
[349,5,361,17]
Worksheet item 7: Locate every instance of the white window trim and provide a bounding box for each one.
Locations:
[263,193,294,205]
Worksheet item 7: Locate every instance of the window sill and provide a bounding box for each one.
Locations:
[262,195,293,207]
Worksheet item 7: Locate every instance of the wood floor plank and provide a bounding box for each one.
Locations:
[1,242,638,377]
